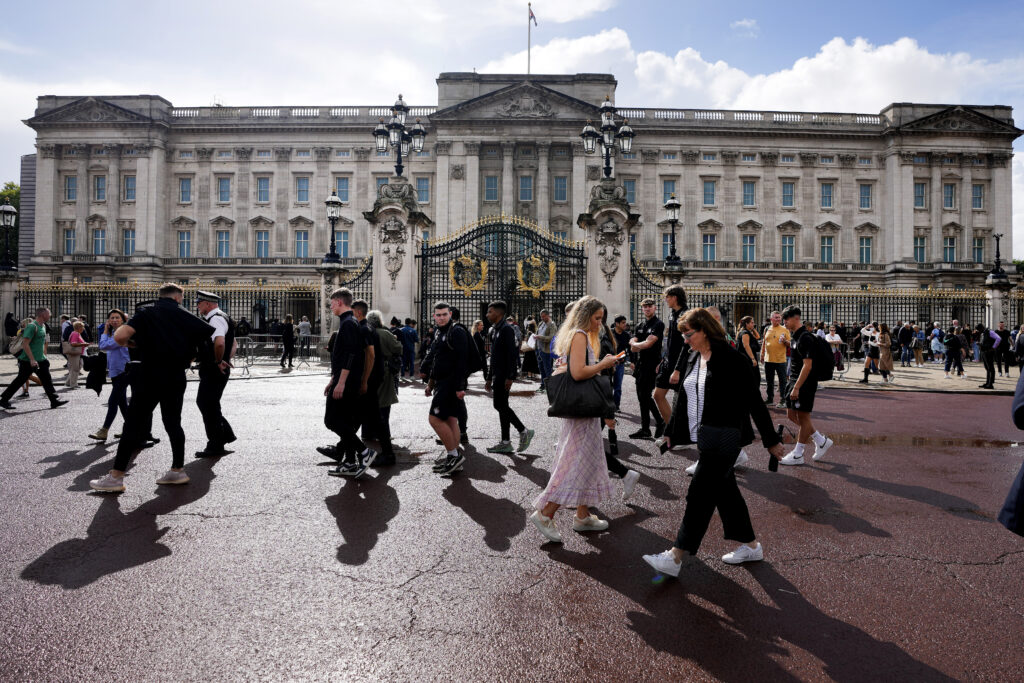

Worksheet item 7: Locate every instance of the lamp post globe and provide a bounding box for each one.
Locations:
[579,120,599,155]
[373,119,389,153]
[323,189,343,264]
[0,197,16,271]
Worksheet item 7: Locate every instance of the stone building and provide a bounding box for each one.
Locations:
[19,72,1020,289]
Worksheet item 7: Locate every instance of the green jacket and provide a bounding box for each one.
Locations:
[376,327,402,407]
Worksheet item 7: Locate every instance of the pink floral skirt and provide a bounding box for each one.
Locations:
[534,416,613,510]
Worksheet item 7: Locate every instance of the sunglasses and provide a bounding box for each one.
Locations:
[681,329,698,340]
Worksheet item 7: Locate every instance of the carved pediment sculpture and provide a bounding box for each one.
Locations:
[899,106,1021,135]
[249,215,274,228]
[698,219,724,233]
[171,215,197,229]
[777,220,802,233]
[431,81,600,123]
[815,221,841,234]
[210,216,235,228]
[737,220,763,232]
[595,217,626,287]
[854,222,879,235]
[450,164,465,180]
[942,221,963,237]
[26,96,153,127]
[86,214,106,228]
[496,93,554,118]
[288,215,314,228]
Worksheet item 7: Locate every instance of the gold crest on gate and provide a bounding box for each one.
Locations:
[448,253,489,297]
[516,254,556,299]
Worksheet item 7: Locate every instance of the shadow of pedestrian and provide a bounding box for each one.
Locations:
[442,467,526,552]
[740,469,891,538]
[325,465,409,566]
[21,459,217,589]
[820,462,993,522]
[544,514,953,681]
[38,443,112,480]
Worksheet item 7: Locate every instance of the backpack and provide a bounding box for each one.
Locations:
[806,333,835,381]
[450,323,484,376]
[8,330,22,355]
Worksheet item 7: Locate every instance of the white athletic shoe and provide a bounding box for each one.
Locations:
[812,437,834,461]
[722,542,764,565]
[779,451,805,466]
[622,470,641,501]
[734,450,749,468]
[684,462,698,476]
[642,550,683,577]
[529,511,562,543]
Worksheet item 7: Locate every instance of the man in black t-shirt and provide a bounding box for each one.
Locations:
[778,305,834,467]
[427,302,469,476]
[654,285,687,434]
[996,322,1013,377]
[628,298,666,440]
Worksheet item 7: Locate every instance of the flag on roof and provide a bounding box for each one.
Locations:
[529,6,537,25]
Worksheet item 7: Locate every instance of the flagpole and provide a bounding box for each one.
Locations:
[527,2,532,74]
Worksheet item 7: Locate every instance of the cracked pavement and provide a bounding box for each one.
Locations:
[1,371,1022,681]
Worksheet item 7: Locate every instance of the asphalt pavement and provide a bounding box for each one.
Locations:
[1,368,1022,681]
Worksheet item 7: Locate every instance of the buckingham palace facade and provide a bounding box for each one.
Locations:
[18,72,1021,289]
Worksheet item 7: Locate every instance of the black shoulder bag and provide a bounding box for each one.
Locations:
[546,341,615,419]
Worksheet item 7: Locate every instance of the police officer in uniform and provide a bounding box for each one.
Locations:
[90,283,215,493]
[629,298,666,440]
[195,290,237,458]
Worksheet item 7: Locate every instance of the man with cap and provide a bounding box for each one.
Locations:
[90,283,215,492]
[195,290,237,458]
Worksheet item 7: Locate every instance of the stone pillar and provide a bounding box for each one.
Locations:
[578,178,640,319]
[314,147,332,255]
[273,147,291,256]
[537,142,550,229]
[234,147,252,254]
[317,262,350,342]
[35,144,57,256]
[464,142,480,226]
[570,142,587,242]
[354,147,371,256]
[73,145,89,254]
[0,271,20,346]
[363,177,432,323]
[105,144,121,257]
[196,147,213,255]
[434,141,451,235]
[501,142,515,216]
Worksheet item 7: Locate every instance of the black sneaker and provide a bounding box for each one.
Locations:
[433,453,448,469]
[195,446,229,458]
[609,441,619,457]
[654,423,666,439]
[374,452,396,467]
[328,461,362,478]
[50,398,69,409]
[436,452,466,476]
[460,432,469,445]
[0,400,15,410]
[316,445,341,460]
[360,449,378,470]
[628,429,653,440]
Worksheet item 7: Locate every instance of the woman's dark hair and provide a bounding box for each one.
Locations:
[737,315,754,333]
[678,307,727,343]
[880,323,890,335]
[601,306,616,352]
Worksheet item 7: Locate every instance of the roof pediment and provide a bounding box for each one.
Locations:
[697,219,723,232]
[815,221,842,233]
[777,220,802,232]
[288,215,314,228]
[737,219,763,231]
[249,215,274,227]
[170,215,196,228]
[25,97,155,128]
[894,106,1021,136]
[430,81,602,122]
[210,216,235,227]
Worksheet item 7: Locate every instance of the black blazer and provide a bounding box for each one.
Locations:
[667,339,781,451]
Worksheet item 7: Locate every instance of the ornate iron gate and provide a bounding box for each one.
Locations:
[629,255,666,323]
[417,216,586,326]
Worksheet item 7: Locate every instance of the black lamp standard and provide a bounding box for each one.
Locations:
[0,197,16,271]
[579,95,634,178]
[664,193,682,270]
[992,232,1005,274]
[372,94,427,178]
[323,189,343,264]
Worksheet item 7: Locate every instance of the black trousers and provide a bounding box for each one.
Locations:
[982,349,996,386]
[325,389,366,459]
[114,369,187,471]
[635,369,662,431]
[280,341,295,366]
[197,364,234,448]
[492,378,525,441]
[1,359,59,403]
[764,362,787,402]
[676,447,755,554]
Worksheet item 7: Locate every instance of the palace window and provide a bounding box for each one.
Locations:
[943,183,956,209]
[859,184,871,210]
[820,156,834,164]
[218,177,231,203]
[217,150,232,158]
[215,230,230,258]
[123,175,135,201]
[295,230,309,258]
[702,234,716,261]
[780,154,795,163]
[858,157,872,165]
[702,180,715,206]
[336,230,349,258]
[629,233,636,255]
[820,183,833,209]
[742,181,755,207]
[913,237,926,263]
[554,230,568,241]
[662,233,671,259]
[92,227,105,255]
[859,236,872,264]
[519,176,533,201]
[663,179,676,204]
[257,177,270,203]
[255,230,269,258]
[781,235,795,263]
[336,177,350,202]
[416,177,430,203]
[820,236,834,263]
[336,150,350,158]
[64,228,75,255]
[913,155,928,164]
[256,150,271,159]
[943,236,956,263]
[742,153,756,162]
[973,237,984,264]
[295,149,310,158]
[623,179,636,205]
[93,175,106,201]
[782,182,794,208]
[122,228,135,256]
[914,182,927,208]
[663,152,677,160]
[179,150,193,159]
[178,230,192,258]
[484,176,499,202]
[742,234,756,262]
[553,176,567,202]
[296,177,310,203]
[702,153,716,161]
[972,184,984,209]
[64,175,77,201]
[178,177,192,203]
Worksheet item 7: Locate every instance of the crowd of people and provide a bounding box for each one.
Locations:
[3,286,1022,580]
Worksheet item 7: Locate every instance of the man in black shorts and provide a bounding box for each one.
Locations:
[779,305,834,466]
[628,298,666,440]
[426,302,469,476]
[654,285,686,446]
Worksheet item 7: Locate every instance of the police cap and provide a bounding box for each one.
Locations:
[196,290,221,304]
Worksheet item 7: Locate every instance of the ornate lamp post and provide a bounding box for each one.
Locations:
[0,197,16,271]
[580,95,634,179]
[372,94,427,178]
[663,193,682,271]
[992,233,1006,275]
[323,189,344,264]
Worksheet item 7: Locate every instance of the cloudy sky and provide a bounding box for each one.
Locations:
[2,0,1023,253]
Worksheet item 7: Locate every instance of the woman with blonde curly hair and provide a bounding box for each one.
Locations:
[530,295,622,543]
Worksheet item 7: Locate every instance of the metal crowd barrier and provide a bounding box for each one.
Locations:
[235,334,328,369]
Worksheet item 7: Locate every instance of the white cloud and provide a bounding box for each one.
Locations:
[480,28,635,77]
[729,18,759,38]
[0,39,34,55]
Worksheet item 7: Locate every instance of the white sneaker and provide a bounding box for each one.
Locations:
[89,473,125,493]
[642,549,683,577]
[529,511,562,543]
[812,437,834,461]
[779,451,805,466]
[734,450,749,468]
[156,470,190,485]
[622,470,640,501]
[684,461,698,476]
[572,514,609,532]
[943,374,950,379]
[722,542,763,565]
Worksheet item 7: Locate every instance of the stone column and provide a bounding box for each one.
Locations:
[317,263,350,342]
[196,147,213,255]
[434,141,451,235]
[105,144,121,258]
[930,158,943,262]
[234,147,252,254]
[363,178,432,323]
[570,142,586,242]
[73,145,89,254]
[985,275,1014,328]
[354,147,371,256]
[640,148,660,259]
[578,178,640,319]
[135,144,162,258]
[464,142,480,226]
[273,147,292,256]
[537,142,550,229]
[501,142,515,216]
[35,144,57,256]
[314,147,332,255]
[991,152,1012,259]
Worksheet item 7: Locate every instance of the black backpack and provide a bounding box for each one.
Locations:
[806,334,836,381]
[451,323,484,376]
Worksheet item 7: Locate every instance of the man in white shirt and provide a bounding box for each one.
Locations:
[195,291,237,458]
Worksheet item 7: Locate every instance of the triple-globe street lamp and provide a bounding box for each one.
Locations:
[579,96,634,179]
[372,94,427,178]
[0,197,17,271]
[323,189,344,264]
[663,193,683,271]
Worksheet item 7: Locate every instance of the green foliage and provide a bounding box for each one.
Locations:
[1,181,19,267]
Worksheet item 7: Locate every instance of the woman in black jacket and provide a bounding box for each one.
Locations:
[280,314,296,368]
[642,307,784,578]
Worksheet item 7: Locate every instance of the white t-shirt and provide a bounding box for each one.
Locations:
[682,356,707,442]
[825,332,842,345]
[205,307,229,341]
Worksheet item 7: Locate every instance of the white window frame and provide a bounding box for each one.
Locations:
[178,177,192,204]
[295,176,311,204]
[177,230,192,258]
[702,234,716,262]
[255,230,270,258]
[256,176,271,203]
[820,183,834,209]
[519,175,533,202]
[216,230,231,258]
[742,180,755,207]
[553,176,568,203]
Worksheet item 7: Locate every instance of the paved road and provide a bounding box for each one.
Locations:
[1,371,1022,681]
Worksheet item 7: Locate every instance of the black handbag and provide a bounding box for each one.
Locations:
[546,345,615,419]
[696,425,743,455]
